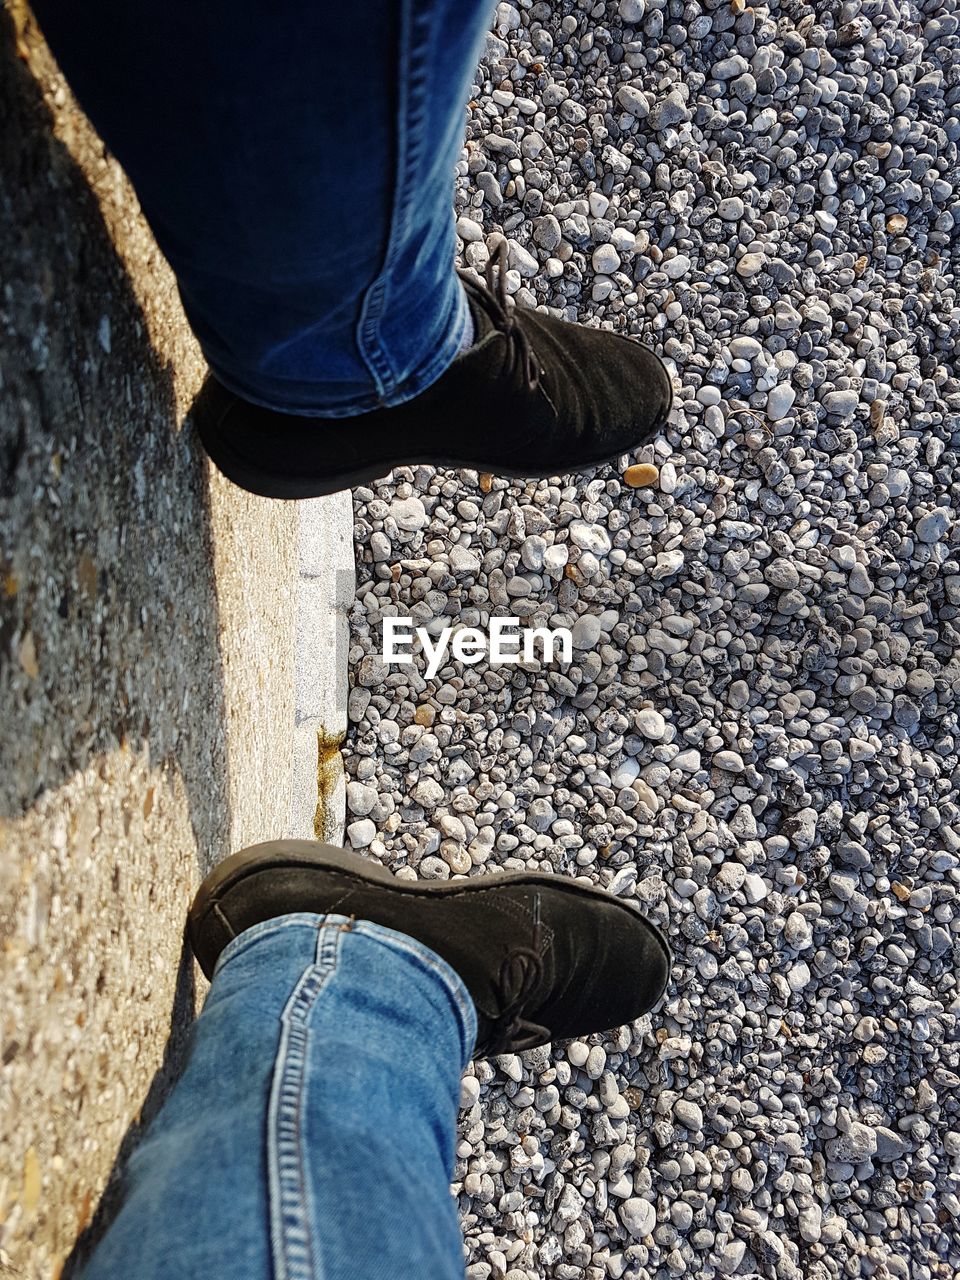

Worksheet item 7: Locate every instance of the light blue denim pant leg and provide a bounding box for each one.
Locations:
[81,914,478,1280]
[29,2,493,415]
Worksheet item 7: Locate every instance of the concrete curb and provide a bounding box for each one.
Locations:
[289,493,355,843]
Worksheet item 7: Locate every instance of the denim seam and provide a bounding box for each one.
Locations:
[266,920,342,1280]
[355,0,432,401]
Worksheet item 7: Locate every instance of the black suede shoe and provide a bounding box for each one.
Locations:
[192,243,673,498]
[187,840,671,1059]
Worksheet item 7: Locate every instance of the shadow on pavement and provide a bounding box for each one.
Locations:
[0,7,230,1267]
[0,7,230,866]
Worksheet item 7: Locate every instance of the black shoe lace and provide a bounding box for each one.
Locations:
[480,240,543,393]
[485,892,549,1056]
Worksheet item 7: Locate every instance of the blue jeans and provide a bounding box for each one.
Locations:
[82,914,477,1279]
[31,1,492,415]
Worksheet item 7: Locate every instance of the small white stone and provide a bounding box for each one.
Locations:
[766,383,797,420]
[570,520,612,556]
[616,85,650,119]
[459,1075,481,1109]
[736,252,767,277]
[663,254,691,280]
[798,1204,823,1243]
[611,758,641,788]
[390,496,428,532]
[674,749,701,772]
[633,780,661,814]
[572,614,603,649]
[743,874,769,904]
[449,544,481,575]
[346,781,377,816]
[621,1197,656,1238]
[917,507,950,544]
[412,778,444,810]
[730,336,762,360]
[718,196,745,221]
[674,1099,704,1130]
[456,216,484,243]
[544,544,569,572]
[821,389,859,420]
[507,240,539,278]
[567,1040,590,1067]
[652,549,685,579]
[589,191,610,218]
[592,244,621,275]
[347,818,376,849]
[636,708,667,740]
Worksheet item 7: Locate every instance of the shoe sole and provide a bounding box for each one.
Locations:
[188,839,673,991]
[193,349,674,499]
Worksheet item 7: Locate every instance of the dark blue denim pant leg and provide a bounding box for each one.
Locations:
[81,914,478,1279]
[30,1,493,415]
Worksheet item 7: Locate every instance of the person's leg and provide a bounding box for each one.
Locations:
[82,913,476,1280]
[29,0,491,416]
[30,2,673,496]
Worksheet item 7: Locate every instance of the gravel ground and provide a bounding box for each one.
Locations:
[344,2,960,1278]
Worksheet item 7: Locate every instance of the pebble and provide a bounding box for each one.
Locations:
[619,0,645,21]
[533,215,562,252]
[650,90,688,129]
[569,521,611,556]
[766,384,796,421]
[916,507,950,544]
[821,389,859,420]
[591,244,621,276]
[616,85,650,119]
[828,1122,878,1164]
[729,336,761,361]
[735,252,766,277]
[764,559,800,590]
[636,708,667,741]
[346,819,376,849]
[460,1075,482,1109]
[717,196,744,221]
[456,216,484,243]
[712,54,749,80]
[718,1240,747,1274]
[652,549,685,579]
[663,254,691,280]
[620,1198,656,1238]
[572,614,602,649]
[674,1100,703,1131]
[389,496,427,532]
[623,463,659,488]
[743,874,769,904]
[673,749,700,772]
[875,1127,910,1162]
[784,912,813,950]
[346,781,377,816]
[798,1204,823,1243]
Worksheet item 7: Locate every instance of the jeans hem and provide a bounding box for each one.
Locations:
[212,910,478,1065]
[204,278,469,420]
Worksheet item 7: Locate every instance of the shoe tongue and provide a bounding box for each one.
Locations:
[461,274,498,345]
